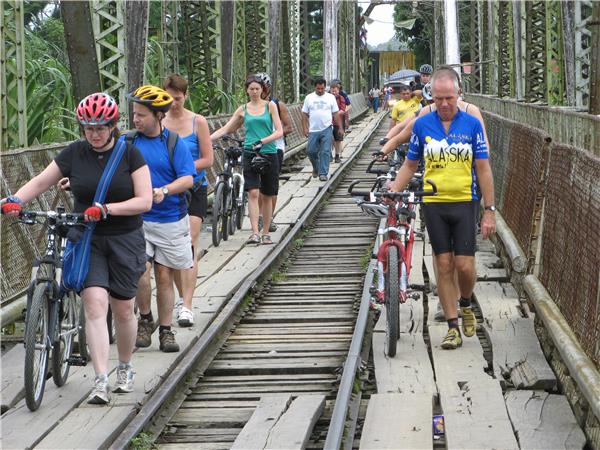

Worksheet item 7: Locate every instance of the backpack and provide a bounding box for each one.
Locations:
[125,130,192,205]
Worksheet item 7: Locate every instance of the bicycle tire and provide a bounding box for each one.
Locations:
[77,298,88,361]
[52,290,78,386]
[236,191,247,230]
[212,182,225,246]
[221,183,230,242]
[384,246,399,357]
[107,306,115,344]
[228,181,237,236]
[24,282,51,411]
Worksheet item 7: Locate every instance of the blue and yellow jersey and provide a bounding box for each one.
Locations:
[407,110,488,203]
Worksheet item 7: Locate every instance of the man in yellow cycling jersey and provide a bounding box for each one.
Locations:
[389,67,496,351]
[390,85,421,130]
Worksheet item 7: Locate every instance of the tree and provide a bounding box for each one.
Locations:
[393,1,434,68]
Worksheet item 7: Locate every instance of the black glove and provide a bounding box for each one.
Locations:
[252,141,263,152]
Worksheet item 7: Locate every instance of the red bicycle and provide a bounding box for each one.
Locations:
[349,179,437,357]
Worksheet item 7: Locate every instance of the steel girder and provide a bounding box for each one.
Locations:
[496,1,514,98]
[244,0,269,77]
[525,1,547,102]
[181,1,221,89]
[574,0,593,109]
[546,1,565,105]
[0,0,27,149]
[513,1,526,100]
[232,0,247,90]
[160,0,180,77]
[323,0,339,85]
[288,0,301,101]
[91,0,127,111]
[468,1,482,93]
[280,1,296,103]
[299,0,310,96]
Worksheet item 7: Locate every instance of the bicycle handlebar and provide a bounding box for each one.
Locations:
[222,135,244,146]
[17,210,85,226]
[348,179,437,200]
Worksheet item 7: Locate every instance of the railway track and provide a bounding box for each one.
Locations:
[114,123,388,449]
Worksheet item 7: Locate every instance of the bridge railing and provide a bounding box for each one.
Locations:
[483,109,599,369]
[465,93,600,156]
[0,93,369,305]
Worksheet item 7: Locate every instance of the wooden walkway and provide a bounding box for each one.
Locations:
[0,112,385,450]
[361,221,587,450]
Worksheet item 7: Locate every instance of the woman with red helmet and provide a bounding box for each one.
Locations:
[1,92,153,405]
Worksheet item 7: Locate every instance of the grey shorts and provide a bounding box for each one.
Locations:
[84,227,147,300]
[143,216,193,269]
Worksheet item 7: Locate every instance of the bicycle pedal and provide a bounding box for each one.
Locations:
[409,283,425,290]
[410,292,421,300]
[67,356,88,366]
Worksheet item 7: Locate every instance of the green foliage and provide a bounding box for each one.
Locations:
[309,39,324,77]
[393,1,434,68]
[129,432,156,450]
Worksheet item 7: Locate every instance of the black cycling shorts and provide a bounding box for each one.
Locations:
[188,184,208,219]
[422,201,480,256]
[277,149,284,172]
[243,152,279,196]
[83,227,147,299]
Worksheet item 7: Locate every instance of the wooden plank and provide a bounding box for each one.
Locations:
[265,395,325,449]
[440,378,519,450]
[423,254,437,294]
[372,332,436,395]
[483,318,556,390]
[474,281,521,320]
[408,239,425,286]
[504,390,586,450]
[360,393,433,450]
[231,394,292,450]
[275,196,314,224]
[475,252,508,281]
[36,405,134,449]
[1,344,26,411]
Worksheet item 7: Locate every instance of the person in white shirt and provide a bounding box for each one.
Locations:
[301,77,343,181]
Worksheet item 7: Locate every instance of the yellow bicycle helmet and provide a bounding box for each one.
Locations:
[128,85,173,112]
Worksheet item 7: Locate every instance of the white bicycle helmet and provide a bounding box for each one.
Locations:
[255,72,272,87]
[359,202,389,219]
[422,82,433,101]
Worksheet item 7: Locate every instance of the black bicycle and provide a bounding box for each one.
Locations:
[212,135,247,246]
[14,207,88,411]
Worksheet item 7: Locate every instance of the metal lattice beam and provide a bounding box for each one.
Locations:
[181,1,221,89]
[469,1,481,93]
[268,0,281,94]
[159,0,180,77]
[546,0,565,105]
[525,1,547,102]
[91,0,127,110]
[323,0,339,84]
[232,0,246,90]
[513,0,526,100]
[0,0,27,149]
[245,1,268,76]
[487,0,498,95]
[497,1,514,97]
[575,0,593,109]
[279,0,295,102]
[299,0,310,96]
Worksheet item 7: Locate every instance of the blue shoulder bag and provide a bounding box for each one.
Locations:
[62,140,127,291]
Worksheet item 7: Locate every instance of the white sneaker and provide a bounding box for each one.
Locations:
[87,376,110,405]
[174,297,184,319]
[113,366,135,393]
[177,306,194,327]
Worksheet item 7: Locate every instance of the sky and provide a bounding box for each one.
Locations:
[358,3,396,46]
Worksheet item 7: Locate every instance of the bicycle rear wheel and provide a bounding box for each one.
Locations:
[52,290,78,386]
[227,182,237,237]
[221,184,230,242]
[77,299,88,360]
[212,182,225,246]
[384,246,399,357]
[24,282,51,411]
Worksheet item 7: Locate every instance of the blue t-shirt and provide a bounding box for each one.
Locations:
[407,110,488,203]
[120,129,195,222]
[179,117,208,187]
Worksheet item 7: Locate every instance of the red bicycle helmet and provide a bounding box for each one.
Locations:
[76,93,119,125]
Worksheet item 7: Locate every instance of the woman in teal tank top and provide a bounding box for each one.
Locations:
[211,75,283,245]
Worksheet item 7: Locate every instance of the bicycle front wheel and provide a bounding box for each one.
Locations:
[212,182,225,247]
[221,184,230,242]
[227,182,237,237]
[52,290,78,387]
[24,282,51,411]
[384,246,399,357]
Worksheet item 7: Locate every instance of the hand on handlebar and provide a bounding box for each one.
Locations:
[1,196,23,216]
[84,202,108,222]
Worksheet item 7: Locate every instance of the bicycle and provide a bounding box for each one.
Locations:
[211,135,247,247]
[348,179,437,357]
[12,207,88,411]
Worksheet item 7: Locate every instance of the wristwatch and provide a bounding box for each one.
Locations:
[484,205,496,212]
[161,186,169,196]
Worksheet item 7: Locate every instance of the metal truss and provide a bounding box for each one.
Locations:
[545,0,565,105]
[496,1,514,97]
[91,0,127,111]
[574,0,593,109]
[524,1,547,102]
[244,0,268,76]
[468,1,482,93]
[288,0,300,102]
[280,1,296,103]
[232,0,247,90]
[181,1,221,89]
[160,0,180,77]
[298,0,310,96]
[0,0,27,149]
[487,1,498,95]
